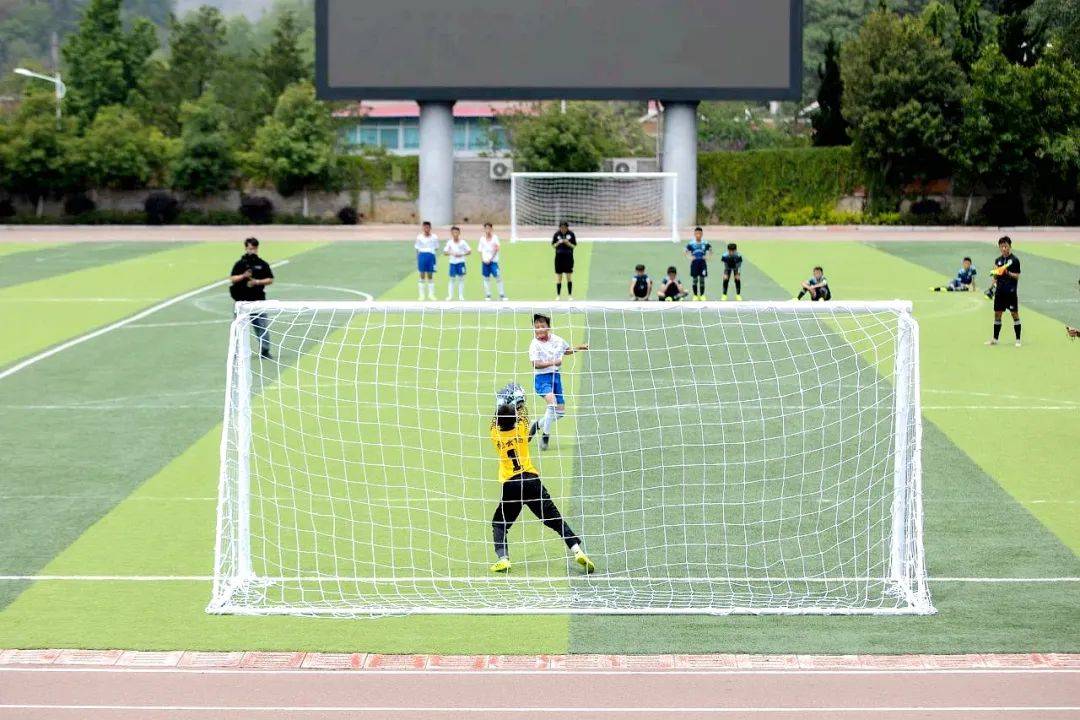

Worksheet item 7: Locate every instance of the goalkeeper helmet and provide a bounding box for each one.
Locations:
[496,382,526,409]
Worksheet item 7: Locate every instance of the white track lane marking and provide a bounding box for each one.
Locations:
[0,667,1076,676]
[0,261,290,382]
[0,703,1076,713]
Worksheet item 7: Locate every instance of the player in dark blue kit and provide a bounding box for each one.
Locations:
[796,266,831,301]
[684,227,712,301]
[932,257,977,292]
[720,243,743,301]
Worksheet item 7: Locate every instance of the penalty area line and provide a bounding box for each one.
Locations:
[0,260,290,382]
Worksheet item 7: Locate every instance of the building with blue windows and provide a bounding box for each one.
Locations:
[334,101,516,156]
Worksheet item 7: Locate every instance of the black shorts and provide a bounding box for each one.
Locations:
[811,287,832,301]
[994,289,1019,312]
[690,259,708,278]
[722,264,741,277]
[554,254,575,274]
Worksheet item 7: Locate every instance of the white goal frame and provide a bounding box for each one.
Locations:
[209,300,932,617]
[510,172,679,243]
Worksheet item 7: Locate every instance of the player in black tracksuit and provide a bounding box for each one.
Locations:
[228,237,275,359]
[987,236,1022,347]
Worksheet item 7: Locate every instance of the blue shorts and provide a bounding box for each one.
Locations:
[534,372,564,405]
[449,262,466,278]
[417,252,436,274]
[482,262,500,278]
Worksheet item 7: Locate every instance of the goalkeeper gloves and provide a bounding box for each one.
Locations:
[495,382,526,409]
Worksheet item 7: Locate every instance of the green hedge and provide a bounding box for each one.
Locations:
[698,147,863,225]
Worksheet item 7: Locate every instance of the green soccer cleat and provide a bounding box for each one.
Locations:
[574,550,596,574]
[491,557,511,573]
[735,294,743,301]
[720,294,727,301]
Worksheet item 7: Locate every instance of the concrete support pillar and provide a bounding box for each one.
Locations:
[661,101,699,230]
[418,101,455,225]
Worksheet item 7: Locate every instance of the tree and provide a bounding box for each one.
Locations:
[842,10,966,207]
[170,92,236,195]
[61,0,157,123]
[78,104,172,189]
[921,0,987,74]
[244,82,337,213]
[0,93,81,213]
[1033,0,1080,62]
[812,37,850,146]
[262,10,309,98]
[1027,50,1080,220]
[991,0,1047,66]
[506,102,651,172]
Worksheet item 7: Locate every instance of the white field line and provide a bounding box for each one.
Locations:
[122,318,232,329]
[0,575,1076,583]
[0,260,290,382]
[1,704,1076,714]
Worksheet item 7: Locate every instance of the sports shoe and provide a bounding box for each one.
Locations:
[699,295,707,301]
[540,434,550,451]
[721,294,728,301]
[567,296,573,302]
[485,295,492,301]
[260,349,273,360]
[574,550,596,574]
[490,557,511,573]
[500,295,508,301]
[1015,340,1022,348]
[985,338,998,346]
[735,294,743,301]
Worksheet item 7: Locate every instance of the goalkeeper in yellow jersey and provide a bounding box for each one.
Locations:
[488,383,595,574]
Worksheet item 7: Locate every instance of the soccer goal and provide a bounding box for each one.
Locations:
[510,172,679,242]
[209,300,932,616]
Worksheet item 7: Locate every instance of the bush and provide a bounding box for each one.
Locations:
[337,206,359,225]
[145,192,180,225]
[0,198,16,219]
[909,198,943,216]
[699,147,862,225]
[239,195,274,224]
[978,193,1028,226]
[63,192,97,216]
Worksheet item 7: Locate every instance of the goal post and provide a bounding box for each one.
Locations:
[209,300,933,617]
[510,172,679,243]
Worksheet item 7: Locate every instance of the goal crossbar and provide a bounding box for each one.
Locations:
[210,300,932,617]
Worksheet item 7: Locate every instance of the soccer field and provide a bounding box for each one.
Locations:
[0,230,1078,654]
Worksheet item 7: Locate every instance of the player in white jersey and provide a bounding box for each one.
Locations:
[443,226,471,301]
[478,222,508,301]
[528,313,588,450]
[414,221,439,300]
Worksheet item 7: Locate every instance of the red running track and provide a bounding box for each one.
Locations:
[1,653,1078,720]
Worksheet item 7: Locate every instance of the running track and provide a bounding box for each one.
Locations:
[1,652,1078,719]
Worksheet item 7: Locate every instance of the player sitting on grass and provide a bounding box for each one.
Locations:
[796,266,831,301]
[720,243,743,301]
[932,257,977,292]
[630,264,653,301]
[489,383,595,575]
[684,227,712,300]
[657,266,690,302]
[478,223,507,301]
[528,314,588,451]
[443,226,471,301]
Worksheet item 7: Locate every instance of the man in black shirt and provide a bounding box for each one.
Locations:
[552,222,577,301]
[986,236,1022,347]
[229,237,275,359]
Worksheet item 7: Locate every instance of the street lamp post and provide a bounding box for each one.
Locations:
[13,68,67,128]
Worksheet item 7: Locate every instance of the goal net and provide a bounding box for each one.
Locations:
[209,301,932,616]
[511,172,679,242]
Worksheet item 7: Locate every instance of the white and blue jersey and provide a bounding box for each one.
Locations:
[529,333,569,405]
[954,266,977,286]
[686,240,712,260]
[415,233,439,273]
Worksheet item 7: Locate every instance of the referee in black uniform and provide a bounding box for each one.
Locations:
[552,221,577,301]
[987,236,1022,347]
[229,237,275,359]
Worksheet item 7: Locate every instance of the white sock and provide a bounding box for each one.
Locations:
[497,278,506,297]
[428,281,436,298]
[458,278,465,300]
[541,404,557,434]
[570,543,581,554]
[418,281,425,298]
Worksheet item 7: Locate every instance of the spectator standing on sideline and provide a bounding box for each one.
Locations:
[228,237,275,359]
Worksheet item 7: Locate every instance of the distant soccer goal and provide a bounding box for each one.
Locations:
[209,300,932,617]
[510,172,679,242]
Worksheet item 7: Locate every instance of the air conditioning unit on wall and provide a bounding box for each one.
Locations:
[489,158,514,180]
[611,158,639,173]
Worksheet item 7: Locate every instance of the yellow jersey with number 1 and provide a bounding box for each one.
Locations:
[490,406,539,482]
